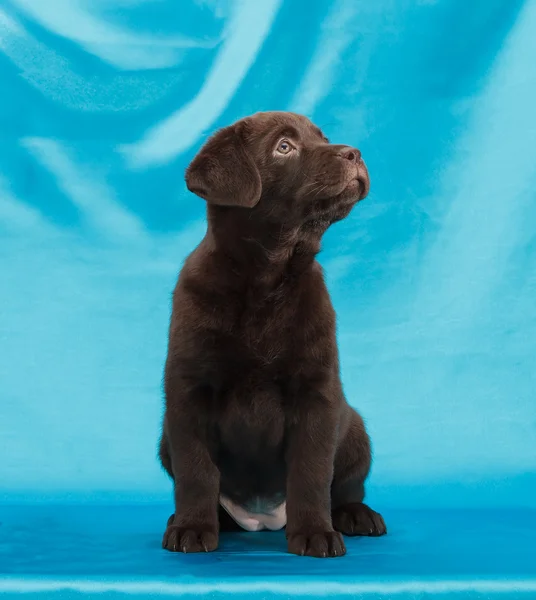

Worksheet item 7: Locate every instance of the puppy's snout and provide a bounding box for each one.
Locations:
[340,147,361,163]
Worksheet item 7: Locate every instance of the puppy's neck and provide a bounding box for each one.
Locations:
[207,207,322,281]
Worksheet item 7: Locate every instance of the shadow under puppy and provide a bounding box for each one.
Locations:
[159,111,386,558]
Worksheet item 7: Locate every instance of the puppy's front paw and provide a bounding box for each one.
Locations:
[287,530,346,558]
[162,516,218,553]
[332,502,387,537]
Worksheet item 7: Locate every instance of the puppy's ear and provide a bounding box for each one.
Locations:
[185,123,261,208]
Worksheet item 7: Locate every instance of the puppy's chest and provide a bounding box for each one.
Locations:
[216,375,286,458]
[234,290,301,363]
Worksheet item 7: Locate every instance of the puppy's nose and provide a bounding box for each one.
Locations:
[340,147,361,163]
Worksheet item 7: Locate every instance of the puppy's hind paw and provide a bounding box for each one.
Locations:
[332,502,387,537]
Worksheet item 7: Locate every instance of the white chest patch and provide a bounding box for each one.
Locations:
[220,495,287,532]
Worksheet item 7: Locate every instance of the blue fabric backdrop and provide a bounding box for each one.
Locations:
[1,1,536,598]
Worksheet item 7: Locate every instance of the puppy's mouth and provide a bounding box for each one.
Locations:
[344,163,369,201]
[344,177,363,195]
[300,161,369,213]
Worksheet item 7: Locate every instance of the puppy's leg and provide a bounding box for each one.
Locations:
[158,431,173,478]
[331,408,387,537]
[164,506,243,539]
[161,380,220,553]
[161,434,238,538]
[285,385,346,558]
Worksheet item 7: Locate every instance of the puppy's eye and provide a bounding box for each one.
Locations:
[276,139,293,155]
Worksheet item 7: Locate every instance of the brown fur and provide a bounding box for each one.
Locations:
[159,111,386,558]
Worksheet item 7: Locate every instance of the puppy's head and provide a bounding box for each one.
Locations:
[186,111,369,227]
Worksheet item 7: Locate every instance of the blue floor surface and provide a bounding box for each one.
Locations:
[2,0,536,598]
[1,504,535,599]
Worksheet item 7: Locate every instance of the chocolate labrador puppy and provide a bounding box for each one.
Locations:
[159,111,386,558]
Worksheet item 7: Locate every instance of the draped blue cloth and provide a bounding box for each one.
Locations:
[1,0,535,597]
